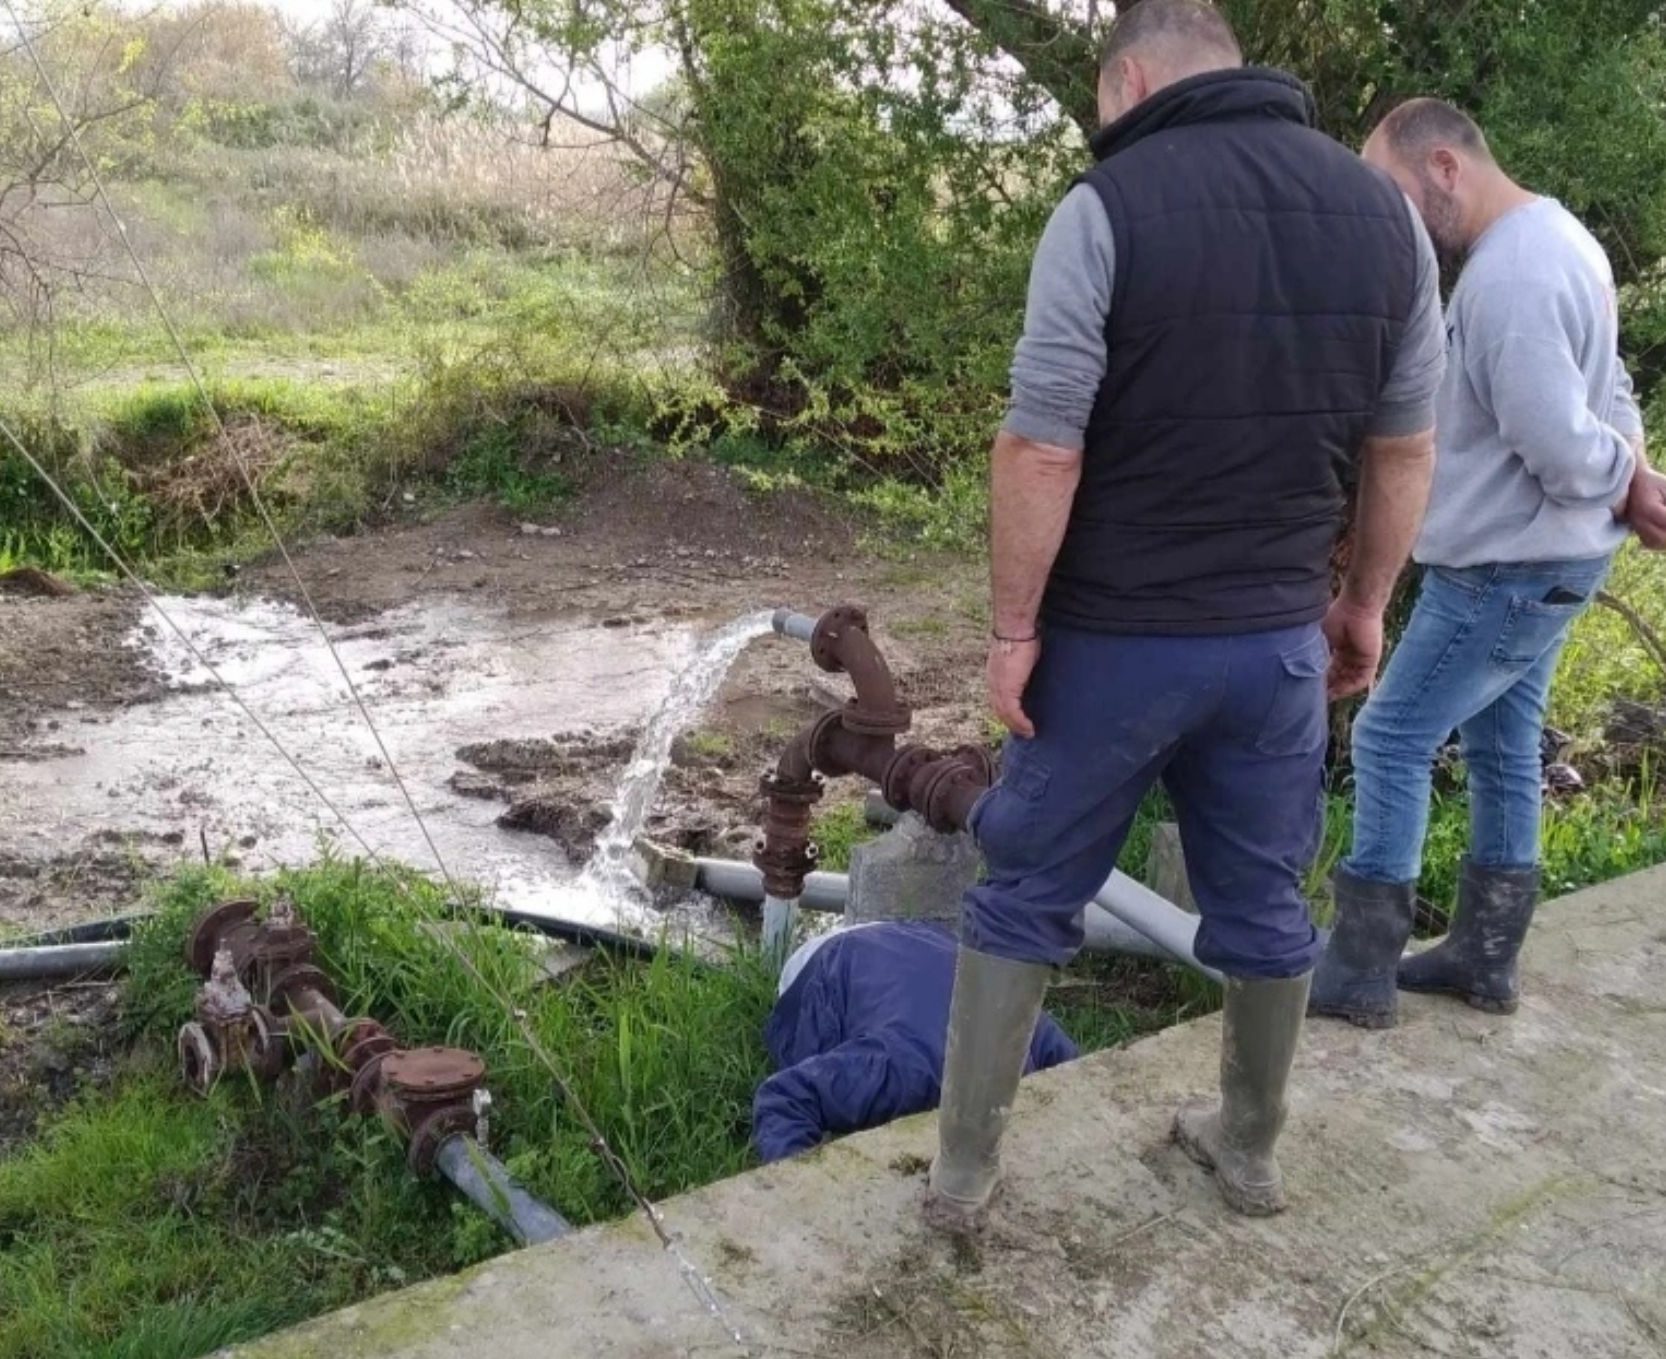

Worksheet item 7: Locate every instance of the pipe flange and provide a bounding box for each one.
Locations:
[185,899,259,976]
[178,1020,219,1096]
[752,836,820,899]
[758,769,823,804]
[349,1049,392,1115]
[407,1105,475,1177]
[880,745,933,811]
[949,743,998,788]
[382,1046,487,1105]
[268,963,337,1015]
[841,696,912,739]
[913,759,982,834]
[336,1018,396,1070]
[248,1006,289,1082]
[808,605,869,675]
[801,708,850,774]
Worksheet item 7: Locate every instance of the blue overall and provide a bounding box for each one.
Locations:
[752,921,1077,1163]
[964,624,1329,978]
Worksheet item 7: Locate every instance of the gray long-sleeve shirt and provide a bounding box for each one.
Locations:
[1003,183,1447,450]
[1413,198,1641,567]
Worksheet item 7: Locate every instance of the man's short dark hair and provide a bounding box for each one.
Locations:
[1374,98,1494,164]
[1100,0,1242,73]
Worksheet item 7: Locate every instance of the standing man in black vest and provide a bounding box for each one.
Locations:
[925,0,1447,1232]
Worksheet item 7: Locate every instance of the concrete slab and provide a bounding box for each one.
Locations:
[228,866,1666,1359]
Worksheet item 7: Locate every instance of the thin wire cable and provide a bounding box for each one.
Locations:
[5,19,757,1342]
[3,0,460,893]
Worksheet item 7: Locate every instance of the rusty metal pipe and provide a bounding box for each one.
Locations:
[175,897,572,1243]
[805,605,910,737]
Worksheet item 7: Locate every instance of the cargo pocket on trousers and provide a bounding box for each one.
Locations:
[1253,634,1330,757]
[971,740,1052,868]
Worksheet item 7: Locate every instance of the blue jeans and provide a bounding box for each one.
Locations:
[1345,556,1612,886]
[963,624,1328,979]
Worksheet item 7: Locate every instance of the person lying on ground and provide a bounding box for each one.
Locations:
[751,920,1077,1165]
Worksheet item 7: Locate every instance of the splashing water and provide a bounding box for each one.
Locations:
[577,610,777,902]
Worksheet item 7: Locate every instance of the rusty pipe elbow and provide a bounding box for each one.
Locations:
[808,606,910,737]
[776,724,816,785]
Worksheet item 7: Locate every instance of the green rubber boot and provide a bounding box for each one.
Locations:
[1174,972,1311,1216]
[924,946,1051,1235]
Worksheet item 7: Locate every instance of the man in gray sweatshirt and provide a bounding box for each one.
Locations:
[1311,99,1666,1029]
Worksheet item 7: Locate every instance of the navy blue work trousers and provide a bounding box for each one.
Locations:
[963,624,1329,979]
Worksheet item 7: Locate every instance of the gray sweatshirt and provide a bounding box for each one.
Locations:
[1414,198,1641,567]
[1003,183,1447,449]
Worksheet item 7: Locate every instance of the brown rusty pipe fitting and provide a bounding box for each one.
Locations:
[177,944,286,1096]
[177,899,487,1174]
[758,606,999,901]
[805,605,911,737]
[174,899,570,1243]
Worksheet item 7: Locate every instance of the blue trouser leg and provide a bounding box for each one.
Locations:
[963,625,1328,978]
[1345,557,1611,886]
[1161,633,1329,980]
[1459,642,1561,871]
[961,628,1194,967]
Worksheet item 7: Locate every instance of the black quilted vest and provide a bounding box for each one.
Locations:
[1044,68,1417,634]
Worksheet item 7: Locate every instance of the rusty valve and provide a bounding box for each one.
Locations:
[177,944,285,1094]
[176,898,496,1180]
[374,1046,490,1175]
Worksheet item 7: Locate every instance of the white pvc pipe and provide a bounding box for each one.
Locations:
[1093,873,1222,984]
[691,857,1207,975]
[761,894,799,965]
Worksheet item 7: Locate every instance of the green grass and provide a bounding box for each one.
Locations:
[0,858,782,1359]
[1305,772,1666,923]
[810,801,878,873]
[0,1068,439,1359]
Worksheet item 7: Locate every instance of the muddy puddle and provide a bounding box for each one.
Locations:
[1,594,772,939]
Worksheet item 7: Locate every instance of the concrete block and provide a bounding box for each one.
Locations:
[845,810,980,926]
[629,836,699,893]
[1146,821,1198,914]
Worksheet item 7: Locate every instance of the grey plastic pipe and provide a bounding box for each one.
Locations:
[1093,873,1223,985]
[433,1135,572,1246]
[0,939,129,981]
[761,894,799,960]
[690,857,1207,974]
[771,609,819,642]
[695,859,848,914]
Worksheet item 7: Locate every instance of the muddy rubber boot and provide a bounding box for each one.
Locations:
[1307,868,1417,1029]
[924,947,1051,1235]
[1174,972,1311,1217]
[1397,859,1539,1014]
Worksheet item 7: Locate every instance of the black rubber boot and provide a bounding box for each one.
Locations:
[924,947,1051,1235]
[1174,972,1311,1216]
[1397,858,1540,1014]
[1307,867,1417,1029]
